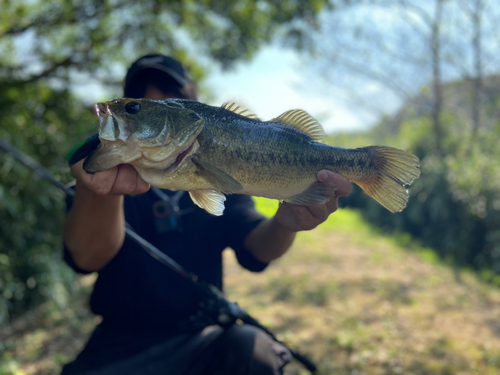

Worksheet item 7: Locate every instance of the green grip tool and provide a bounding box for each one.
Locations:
[66,133,100,166]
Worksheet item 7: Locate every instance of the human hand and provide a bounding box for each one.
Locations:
[70,159,150,196]
[273,170,352,232]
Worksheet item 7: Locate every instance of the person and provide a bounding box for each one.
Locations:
[62,54,352,375]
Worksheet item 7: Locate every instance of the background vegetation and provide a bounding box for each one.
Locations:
[336,106,500,280]
[0,83,95,324]
[1,0,500,373]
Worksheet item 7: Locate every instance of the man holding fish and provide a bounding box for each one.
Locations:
[60,54,355,375]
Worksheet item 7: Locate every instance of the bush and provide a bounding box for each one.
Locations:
[0,82,96,324]
[336,112,500,275]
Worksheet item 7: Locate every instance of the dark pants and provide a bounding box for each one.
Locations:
[62,324,292,375]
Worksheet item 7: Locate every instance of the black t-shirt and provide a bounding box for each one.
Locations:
[63,189,266,370]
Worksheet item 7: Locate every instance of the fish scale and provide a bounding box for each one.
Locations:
[83,98,421,216]
[196,121,321,197]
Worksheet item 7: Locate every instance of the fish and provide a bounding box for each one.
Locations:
[83,98,421,216]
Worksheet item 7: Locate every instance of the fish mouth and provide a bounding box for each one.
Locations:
[95,103,127,141]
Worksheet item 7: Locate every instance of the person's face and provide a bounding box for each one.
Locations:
[143,84,179,100]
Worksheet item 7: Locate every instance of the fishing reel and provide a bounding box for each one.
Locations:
[179,277,318,374]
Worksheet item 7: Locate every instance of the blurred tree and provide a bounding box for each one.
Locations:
[308,0,500,139]
[0,0,341,323]
[315,0,500,276]
[0,0,334,88]
[467,0,485,133]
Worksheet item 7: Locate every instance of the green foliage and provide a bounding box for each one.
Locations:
[0,82,95,324]
[0,0,332,86]
[336,109,500,275]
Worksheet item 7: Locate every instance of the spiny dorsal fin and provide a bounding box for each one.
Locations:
[221,102,261,120]
[270,110,326,142]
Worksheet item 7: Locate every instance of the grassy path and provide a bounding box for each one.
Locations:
[225,202,500,374]
[2,205,500,374]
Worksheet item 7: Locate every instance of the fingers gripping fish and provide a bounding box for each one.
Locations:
[83,99,421,216]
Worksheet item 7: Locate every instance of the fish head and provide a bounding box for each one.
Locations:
[84,99,204,173]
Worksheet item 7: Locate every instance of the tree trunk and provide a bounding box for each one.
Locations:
[471,0,483,133]
[431,0,444,155]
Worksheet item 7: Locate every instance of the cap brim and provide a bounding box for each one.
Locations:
[137,64,190,87]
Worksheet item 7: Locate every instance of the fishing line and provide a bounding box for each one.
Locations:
[0,137,317,373]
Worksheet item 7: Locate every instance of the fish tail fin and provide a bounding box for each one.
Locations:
[355,146,420,213]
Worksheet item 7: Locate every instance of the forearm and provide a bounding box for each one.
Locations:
[63,183,125,271]
[243,217,296,263]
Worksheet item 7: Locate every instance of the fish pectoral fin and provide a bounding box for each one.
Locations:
[189,189,226,216]
[192,158,243,194]
[269,110,325,142]
[284,182,337,206]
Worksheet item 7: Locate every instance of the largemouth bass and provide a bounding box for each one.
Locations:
[83,99,420,216]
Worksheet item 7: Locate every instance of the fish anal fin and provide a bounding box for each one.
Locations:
[189,189,226,216]
[354,146,421,213]
[192,157,243,194]
[284,182,336,206]
[221,102,261,120]
[270,110,326,142]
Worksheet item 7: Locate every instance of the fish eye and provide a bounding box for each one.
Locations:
[125,102,141,114]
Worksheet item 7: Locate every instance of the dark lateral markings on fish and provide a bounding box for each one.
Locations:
[76,98,421,216]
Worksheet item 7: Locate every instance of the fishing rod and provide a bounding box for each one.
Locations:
[0,136,317,374]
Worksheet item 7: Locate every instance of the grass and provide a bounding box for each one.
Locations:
[229,199,500,374]
[0,276,99,375]
[2,201,500,374]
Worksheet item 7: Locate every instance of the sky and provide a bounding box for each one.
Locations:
[204,47,380,134]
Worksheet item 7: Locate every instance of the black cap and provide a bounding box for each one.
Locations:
[124,54,193,98]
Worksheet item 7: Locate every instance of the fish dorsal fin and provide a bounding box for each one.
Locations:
[222,102,261,120]
[269,110,326,142]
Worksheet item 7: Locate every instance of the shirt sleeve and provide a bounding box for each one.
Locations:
[222,195,269,272]
[62,186,94,275]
